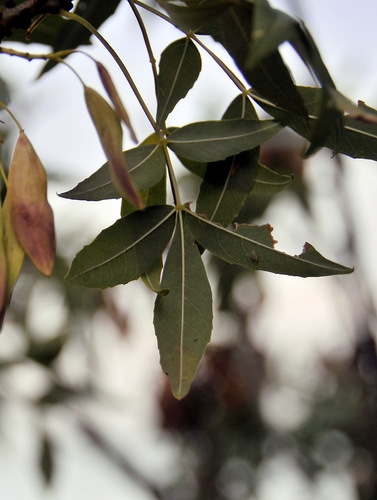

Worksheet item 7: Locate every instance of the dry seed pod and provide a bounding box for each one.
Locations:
[96,62,138,143]
[8,131,55,276]
[2,195,24,295]
[0,203,7,323]
[84,86,143,210]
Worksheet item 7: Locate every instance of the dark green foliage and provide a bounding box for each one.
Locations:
[2,0,377,398]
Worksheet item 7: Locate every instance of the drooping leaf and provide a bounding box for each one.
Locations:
[84,86,143,208]
[59,144,165,201]
[154,211,213,399]
[8,132,55,276]
[250,164,294,195]
[167,119,282,162]
[258,86,377,160]
[196,95,259,225]
[66,205,175,288]
[96,61,137,143]
[186,210,353,277]
[157,37,202,127]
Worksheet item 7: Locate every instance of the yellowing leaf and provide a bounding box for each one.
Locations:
[8,132,55,276]
[84,86,143,209]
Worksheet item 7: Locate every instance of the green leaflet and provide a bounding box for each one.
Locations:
[186,210,353,277]
[250,164,294,195]
[157,37,202,127]
[259,86,377,160]
[154,211,213,399]
[167,119,282,162]
[66,205,175,288]
[59,144,165,201]
[196,95,259,226]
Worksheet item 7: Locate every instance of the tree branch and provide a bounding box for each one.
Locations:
[0,0,73,41]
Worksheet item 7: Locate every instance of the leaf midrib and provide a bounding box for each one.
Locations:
[169,121,278,144]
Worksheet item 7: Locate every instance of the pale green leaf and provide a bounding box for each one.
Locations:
[66,205,175,288]
[154,212,213,399]
[157,37,202,127]
[59,144,165,201]
[186,210,353,277]
[167,119,282,162]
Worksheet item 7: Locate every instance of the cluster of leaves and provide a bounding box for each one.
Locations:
[2,0,377,398]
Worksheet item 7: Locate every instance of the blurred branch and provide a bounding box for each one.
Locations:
[75,414,167,500]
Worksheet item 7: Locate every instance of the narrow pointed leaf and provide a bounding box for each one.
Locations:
[96,61,137,143]
[59,144,165,201]
[154,212,213,399]
[84,86,143,209]
[157,37,202,127]
[168,119,282,162]
[250,164,294,195]
[186,210,353,277]
[66,205,175,288]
